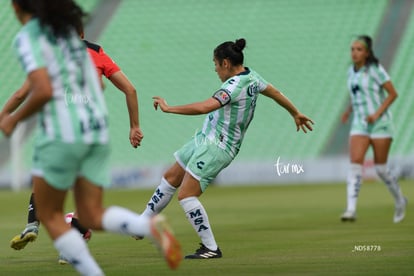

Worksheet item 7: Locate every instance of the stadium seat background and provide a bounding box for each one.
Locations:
[3,0,413,171]
[98,0,388,166]
[389,6,414,157]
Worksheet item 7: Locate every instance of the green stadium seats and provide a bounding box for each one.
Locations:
[389,7,414,156]
[1,0,401,172]
[97,0,388,166]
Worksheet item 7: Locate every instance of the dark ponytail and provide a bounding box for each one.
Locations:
[13,0,86,38]
[214,38,246,66]
[12,0,36,14]
[357,35,379,67]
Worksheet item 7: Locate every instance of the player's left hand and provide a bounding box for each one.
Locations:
[294,113,314,133]
[153,96,170,112]
[0,113,18,137]
[129,127,144,148]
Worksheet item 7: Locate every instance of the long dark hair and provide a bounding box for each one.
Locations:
[12,0,86,38]
[356,35,379,67]
[214,38,246,66]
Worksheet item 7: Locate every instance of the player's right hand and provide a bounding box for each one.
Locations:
[0,113,18,137]
[129,127,144,148]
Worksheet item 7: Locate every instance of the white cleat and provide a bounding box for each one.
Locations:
[341,210,356,222]
[394,197,407,223]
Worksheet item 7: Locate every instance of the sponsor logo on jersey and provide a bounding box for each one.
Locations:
[218,91,229,101]
[214,90,230,105]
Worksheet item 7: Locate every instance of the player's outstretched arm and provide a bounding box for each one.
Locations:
[109,71,143,148]
[152,96,221,115]
[261,84,314,133]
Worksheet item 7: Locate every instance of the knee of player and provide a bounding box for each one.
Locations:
[163,174,183,188]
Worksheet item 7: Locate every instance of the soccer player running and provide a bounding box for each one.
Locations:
[0,0,181,274]
[140,38,314,259]
[340,35,407,223]
[3,19,143,255]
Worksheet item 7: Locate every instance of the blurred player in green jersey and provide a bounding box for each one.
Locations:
[340,35,407,223]
[0,0,181,273]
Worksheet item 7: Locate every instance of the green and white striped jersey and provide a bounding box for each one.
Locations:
[202,68,268,158]
[14,18,108,145]
[347,64,392,123]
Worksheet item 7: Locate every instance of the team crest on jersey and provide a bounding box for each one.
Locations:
[351,84,360,94]
[247,82,260,97]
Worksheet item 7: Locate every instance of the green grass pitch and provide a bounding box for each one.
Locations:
[1,181,413,275]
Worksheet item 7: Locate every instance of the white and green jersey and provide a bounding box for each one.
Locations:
[347,64,392,124]
[202,68,268,158]
[14,18,108,145]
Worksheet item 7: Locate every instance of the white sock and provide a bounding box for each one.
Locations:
[346,163,362,213]
[180,196,218,251]
[142,177,176,217]
[102,206,150,237]
[54,229,103,276]
[375,164,405,205]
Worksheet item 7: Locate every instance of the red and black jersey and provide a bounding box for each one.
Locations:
[83,40,120,79]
